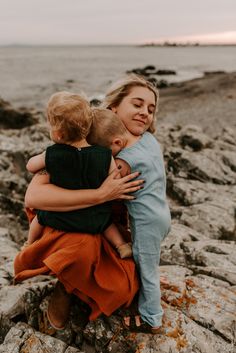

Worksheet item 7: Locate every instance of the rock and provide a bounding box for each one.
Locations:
[126,66,172,88]
[90,98,101,107]
[125,307,233,353]
[155,69,176,75]
[0,322,83,353]
[0,280,55,322]
[0,98,38,129]
[0,228,19,287]
[160,223,208,266]
[204,71,226,76]
[143,65,156,71]
[179,125,213,151]
[167,148,236,184]
[149,78,169,89]
[179,201,235,240]
[181,240,236,285]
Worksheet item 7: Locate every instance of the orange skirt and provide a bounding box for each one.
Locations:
[14,209,139,320]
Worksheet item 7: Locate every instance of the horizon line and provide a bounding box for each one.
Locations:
[1,42,236,47]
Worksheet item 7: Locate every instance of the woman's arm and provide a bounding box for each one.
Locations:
[25,168,143,211]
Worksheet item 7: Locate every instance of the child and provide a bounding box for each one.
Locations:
[89,77,171,333]
[25,91,132,259]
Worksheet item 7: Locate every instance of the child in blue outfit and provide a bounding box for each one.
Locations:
[116,131,171,330]
[25,91,132,259]
[89,103,171,333]
[94,75,171,333]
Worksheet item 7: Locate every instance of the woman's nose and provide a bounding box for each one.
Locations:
[139,106,148,116]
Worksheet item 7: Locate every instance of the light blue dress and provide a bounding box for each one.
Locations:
[117,132,171,327]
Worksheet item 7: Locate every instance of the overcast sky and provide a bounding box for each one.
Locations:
[0,0,236,45]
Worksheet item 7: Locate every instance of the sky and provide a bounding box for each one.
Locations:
[0,0,236,45]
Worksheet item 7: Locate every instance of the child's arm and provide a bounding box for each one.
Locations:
[26,152,46,173]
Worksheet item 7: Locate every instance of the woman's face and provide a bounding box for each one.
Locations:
[112,86,156,136]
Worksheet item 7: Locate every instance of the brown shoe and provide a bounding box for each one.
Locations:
[47,281,71,330]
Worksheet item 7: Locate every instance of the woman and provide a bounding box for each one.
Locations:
[14,74,161,331]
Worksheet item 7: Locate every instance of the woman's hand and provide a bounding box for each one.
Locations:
[98,167,144,202]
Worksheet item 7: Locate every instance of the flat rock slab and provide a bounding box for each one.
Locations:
[0,322,83,353]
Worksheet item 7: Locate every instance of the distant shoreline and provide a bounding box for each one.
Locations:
[138,43,236,48]
[0,43,236,48]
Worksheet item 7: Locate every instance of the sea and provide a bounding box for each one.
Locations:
[0,45,236,109]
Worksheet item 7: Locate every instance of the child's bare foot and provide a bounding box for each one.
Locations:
[47,281,71,330]
[21,241,30,251]
[117,242,132,259]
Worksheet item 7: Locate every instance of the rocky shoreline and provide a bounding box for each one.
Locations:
[0,72,235,352]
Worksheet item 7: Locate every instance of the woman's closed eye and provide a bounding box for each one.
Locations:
[134,103,154,115]
[148,108,155,114]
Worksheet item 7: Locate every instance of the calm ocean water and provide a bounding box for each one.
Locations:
[0,45,236,109]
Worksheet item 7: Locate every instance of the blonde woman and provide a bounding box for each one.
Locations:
[15,75,170,334]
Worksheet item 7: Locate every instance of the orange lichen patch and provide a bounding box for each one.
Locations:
[185,278,196,288]
[162,284,181,292]
[167,320,173,327]
[166,318,188,351]
[135,342,146,352]
[21,335,41,352]
[163,287,197,310]
[167,327,180,339]
[126,332,138,341]
[176,336,188,350]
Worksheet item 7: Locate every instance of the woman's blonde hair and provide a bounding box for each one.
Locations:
[47,91,92,143]
[87,108,127,148]
[102,74,159,134]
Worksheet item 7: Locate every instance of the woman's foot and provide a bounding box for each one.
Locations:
[123,315,163,334]
[117,242,132,258]
[47,281,71,330]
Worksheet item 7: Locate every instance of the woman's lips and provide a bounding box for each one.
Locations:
[133,119,146,125]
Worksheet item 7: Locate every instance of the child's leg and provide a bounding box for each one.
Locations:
[104,223,132,258]
[28,215,44,245]
[133,246,163,328]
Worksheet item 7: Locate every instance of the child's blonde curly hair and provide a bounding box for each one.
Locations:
[47,91,92,143]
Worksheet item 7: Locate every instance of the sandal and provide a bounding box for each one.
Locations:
[122,315,163,334]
